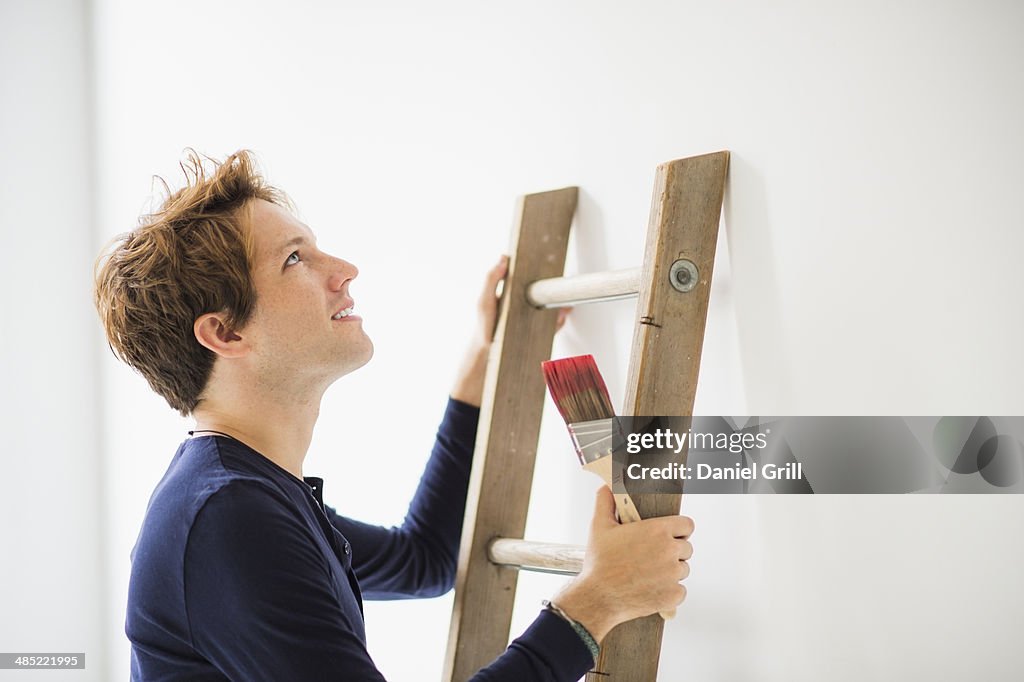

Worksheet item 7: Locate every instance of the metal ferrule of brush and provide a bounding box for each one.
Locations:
[566,418,623,465]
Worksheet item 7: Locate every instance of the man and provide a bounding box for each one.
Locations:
[94,150,694,681]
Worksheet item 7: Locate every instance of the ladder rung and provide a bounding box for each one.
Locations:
[488,538,585,575]
[526,267,640,308]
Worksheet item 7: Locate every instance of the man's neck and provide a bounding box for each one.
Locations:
[191,389,322,481]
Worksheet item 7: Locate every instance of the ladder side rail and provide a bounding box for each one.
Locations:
[587,151,730,682]
[442,187,578,681]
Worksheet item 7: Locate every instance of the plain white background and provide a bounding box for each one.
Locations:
[2,1,1022,680]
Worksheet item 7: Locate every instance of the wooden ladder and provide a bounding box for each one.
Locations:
[442,151,730,682]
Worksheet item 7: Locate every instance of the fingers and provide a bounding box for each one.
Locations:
[651,517,693,579]
[480,255,508,303]
[590,485,619,532]
[476,255,508,344]
[661,584,688,614]
[673,515,695,538]
[580,501,694,623]
[646,514,694,539]
[656,534,692,566]
[669,518,694,562]
[477,259,570,334]
[554,306,572,331]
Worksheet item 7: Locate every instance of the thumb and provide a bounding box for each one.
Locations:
[481,255,508,300]
[591,485,619,532]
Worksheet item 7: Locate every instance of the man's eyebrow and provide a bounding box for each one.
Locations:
[278,235,309,253]
[277,229,318,255]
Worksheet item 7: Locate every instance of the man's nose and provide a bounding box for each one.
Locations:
[327,258,358,291]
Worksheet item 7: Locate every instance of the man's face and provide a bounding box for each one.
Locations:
[238,198,373,392]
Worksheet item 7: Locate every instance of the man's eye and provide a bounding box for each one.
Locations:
[285,251,301,266]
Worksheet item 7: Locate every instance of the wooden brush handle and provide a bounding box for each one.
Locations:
[581,454,675,620]
[580,454,642,523]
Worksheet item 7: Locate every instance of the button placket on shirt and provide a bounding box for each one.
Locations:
[307,480,353,565]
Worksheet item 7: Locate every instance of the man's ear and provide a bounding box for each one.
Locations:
[194,312,249,359]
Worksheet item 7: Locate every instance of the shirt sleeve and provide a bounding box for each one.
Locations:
[184,480,387,681]
[468,610,596,681]
[325,397,480,598]
[325,397,596,681]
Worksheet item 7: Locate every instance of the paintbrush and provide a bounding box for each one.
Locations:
[542,354,675,620]
[541,355,641,523]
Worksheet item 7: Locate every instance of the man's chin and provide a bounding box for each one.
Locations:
[333,340,374,379]
[355,341,374,370]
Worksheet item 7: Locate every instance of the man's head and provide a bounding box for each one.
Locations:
[94,150,372,417]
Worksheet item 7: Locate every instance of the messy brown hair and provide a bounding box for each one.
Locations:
[94,149,292,416]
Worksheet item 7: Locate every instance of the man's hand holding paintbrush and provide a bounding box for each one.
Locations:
[543,354,694,641]
[551,486,694,642]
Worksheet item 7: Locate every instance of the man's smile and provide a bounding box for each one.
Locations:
[332,301,357,321]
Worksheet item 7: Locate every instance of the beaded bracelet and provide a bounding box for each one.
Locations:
[541,599,600,662]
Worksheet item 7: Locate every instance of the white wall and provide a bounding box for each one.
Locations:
[0,1,106,680]
[4,0,1020,680]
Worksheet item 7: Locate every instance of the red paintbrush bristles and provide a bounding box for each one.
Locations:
[542,354,616,425]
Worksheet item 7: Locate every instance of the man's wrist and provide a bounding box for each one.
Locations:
[542,599,600,661]
[551,582,619,644]
[450,342,490,407]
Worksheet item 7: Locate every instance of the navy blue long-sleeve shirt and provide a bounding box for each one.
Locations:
[126,398,594,680]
